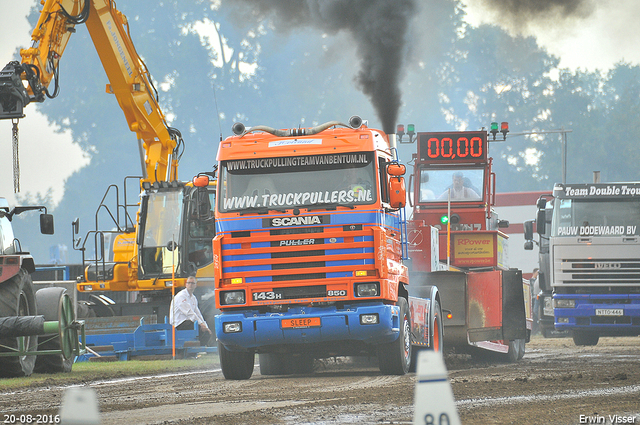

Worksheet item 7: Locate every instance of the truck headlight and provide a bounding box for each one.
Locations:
[220,290,246,306]
[355,282,379,297]
[360,313,379,325]
[223,322,242,333]
[543,297,554,316]
[554,299,575,308]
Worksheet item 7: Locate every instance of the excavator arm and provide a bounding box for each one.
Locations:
[1,1,217,293]
[0,0,181,184]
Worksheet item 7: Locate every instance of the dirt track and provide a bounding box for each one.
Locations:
[1,336,639,424]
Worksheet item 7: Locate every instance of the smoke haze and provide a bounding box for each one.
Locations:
[229,0,416,134]
[471,0,596,33]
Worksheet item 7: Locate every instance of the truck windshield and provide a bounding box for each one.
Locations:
[418,167,484,202]
[219,152,377,213]
[552,199,640,237]
[140,190,184,274]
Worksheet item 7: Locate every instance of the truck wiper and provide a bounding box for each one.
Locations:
[305,203,356,211]
[238,207,287,216]
[238,207,269,215]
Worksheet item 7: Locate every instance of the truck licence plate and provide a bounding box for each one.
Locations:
[595,308,624,316]
[282,317,321,328]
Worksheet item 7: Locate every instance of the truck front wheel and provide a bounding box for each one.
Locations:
[0,269,38,377]
[573,332,599,346]
[218,341,255,380]
[378,297,411,375]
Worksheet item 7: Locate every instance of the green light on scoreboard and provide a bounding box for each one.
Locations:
[440,215,449,224]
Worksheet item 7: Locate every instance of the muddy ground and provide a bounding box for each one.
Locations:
[1,336,639,425]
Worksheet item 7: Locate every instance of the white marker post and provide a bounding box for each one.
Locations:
[413,350,461,425]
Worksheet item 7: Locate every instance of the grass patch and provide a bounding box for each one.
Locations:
[0,352,219,391]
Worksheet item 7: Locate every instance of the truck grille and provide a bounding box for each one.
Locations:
[220,224,376,286]
[555,258,640,285]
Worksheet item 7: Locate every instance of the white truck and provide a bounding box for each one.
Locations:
[525,182,640,345]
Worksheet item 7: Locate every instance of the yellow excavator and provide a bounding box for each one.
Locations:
[0,1,216,295]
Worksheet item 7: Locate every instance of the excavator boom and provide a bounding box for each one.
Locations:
[0,0,179,183]
[1,1,216,293]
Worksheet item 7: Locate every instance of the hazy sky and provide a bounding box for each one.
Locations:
[1,0,638,206]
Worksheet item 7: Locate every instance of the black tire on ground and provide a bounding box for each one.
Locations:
[218,341,255,380]
[76,301,96,319]
[378,297,412,375]
[0,268,38,377]
[259,353,286,376]
[289,353,315,374]
[33,287,73,374]
[573,332,599,346]
[259,352,315,375]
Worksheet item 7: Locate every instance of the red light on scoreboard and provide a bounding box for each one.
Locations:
[418,131,487,162]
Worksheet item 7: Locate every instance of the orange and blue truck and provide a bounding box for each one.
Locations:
[206,116,443,379]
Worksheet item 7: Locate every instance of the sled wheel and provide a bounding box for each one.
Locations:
[34,287,75,373]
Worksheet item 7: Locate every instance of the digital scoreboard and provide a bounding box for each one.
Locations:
[418,131,487,162]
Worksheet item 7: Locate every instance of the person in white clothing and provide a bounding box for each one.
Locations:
[439,172,481,200]
[170,276,212,345]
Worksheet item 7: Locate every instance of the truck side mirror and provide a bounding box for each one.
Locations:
[536,210,546,235]
[389,176,406,209]
[40,213,54,235]
[523,220,534,241]
[387,163,406,176]
[524,240,534,250]
[536,197,547,209]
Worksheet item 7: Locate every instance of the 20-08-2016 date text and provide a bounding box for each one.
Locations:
[3,414,60,424]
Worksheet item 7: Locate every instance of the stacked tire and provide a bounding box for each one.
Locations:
[0,269,38,377]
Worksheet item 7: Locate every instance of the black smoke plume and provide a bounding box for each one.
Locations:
[473,0,595,30]
[229,0,416,134]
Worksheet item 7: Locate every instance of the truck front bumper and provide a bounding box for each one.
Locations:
[215,302,400,351]
[554,294,640,334]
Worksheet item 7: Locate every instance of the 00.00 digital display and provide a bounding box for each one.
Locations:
[419,132,487,161]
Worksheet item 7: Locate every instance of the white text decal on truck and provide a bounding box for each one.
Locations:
[557,225,637,236]
[226,153,368,171]
[223,189,373,210]
[564,184,640,197]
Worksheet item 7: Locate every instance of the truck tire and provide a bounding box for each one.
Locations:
[409,298,444,372]
[259,353,285,375]
[504,339,526,362]
[33,287,73,374]
[430,299,444,353]
[259,353,314,375]
[218,341,255,380]
[377,297,412,375]
[0,269,38,377]
[289,354,314,374]
[573,332,599,346]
